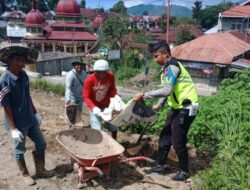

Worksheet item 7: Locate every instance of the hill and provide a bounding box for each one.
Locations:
[127,4,192,17]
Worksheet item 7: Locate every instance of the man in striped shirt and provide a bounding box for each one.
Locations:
[0,45,54,186]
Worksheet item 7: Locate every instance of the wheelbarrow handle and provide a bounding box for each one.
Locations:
[84,166,104,176]
[121,156,155,163]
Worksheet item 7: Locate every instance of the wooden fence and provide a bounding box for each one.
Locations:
[36,55,83,76]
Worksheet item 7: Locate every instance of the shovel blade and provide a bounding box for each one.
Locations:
[126,144,145,156]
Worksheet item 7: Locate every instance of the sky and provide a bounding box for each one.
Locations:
[77,0,243,9]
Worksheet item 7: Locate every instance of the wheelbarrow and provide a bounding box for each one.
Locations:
[56,128,154,188]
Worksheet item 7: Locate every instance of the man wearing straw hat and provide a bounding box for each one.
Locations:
[0,45,55,186]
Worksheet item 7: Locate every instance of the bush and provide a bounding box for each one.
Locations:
[194,120,250,190]
[115,66,142,85]
[190,69,250,189]
[189,69,250,153]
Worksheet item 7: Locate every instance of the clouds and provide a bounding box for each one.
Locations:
[80,0,243,9]
[123,0,145,8]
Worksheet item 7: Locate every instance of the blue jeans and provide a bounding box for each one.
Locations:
[3,118,9,133]
[90,111,117,132]
[12,124,46,160]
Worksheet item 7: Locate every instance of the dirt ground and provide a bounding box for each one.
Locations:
[0,89,198,190]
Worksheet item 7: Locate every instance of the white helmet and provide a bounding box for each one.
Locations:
[93,59,109,71]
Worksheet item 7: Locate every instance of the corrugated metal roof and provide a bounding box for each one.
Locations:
[231,58,250,68]
[205,25,219,34]
[222,5,250,17]
[240,0,250,6]
[229,30,250,43]
[172,32,250,64]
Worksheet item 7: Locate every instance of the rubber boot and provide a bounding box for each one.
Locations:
[32,152,55,178]
[172,153,190,181]
[144,146,170,174]
[16,158,36,186]
[111,131,117,140]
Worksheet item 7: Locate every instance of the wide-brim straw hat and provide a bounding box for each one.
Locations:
[0,45,38,64]
[71,60,86,66]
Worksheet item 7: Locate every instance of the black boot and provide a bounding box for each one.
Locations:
[172,170,190,181]
[32,152,55,178]
[144,146,170,174]
[172,153,190,181]
[16,158,36,186]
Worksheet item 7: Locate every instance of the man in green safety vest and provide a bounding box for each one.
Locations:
[133,41,199,181]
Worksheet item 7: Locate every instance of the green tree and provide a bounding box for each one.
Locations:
[135,31,151,43]
[110,0,127,15]
[175,29,195,45]
[172,17,197,27]
[200,3,233,29]
[192,0,202,25]
[101,15,129,49]
[17,0,32,13]
[47,0,57,10]
[37,0,48,12]
[0,0,7,13]
[80,0,86,8]
[158,15,177,32]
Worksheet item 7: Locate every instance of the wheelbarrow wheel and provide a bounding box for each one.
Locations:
[77,178,94,189]
[77,176,87,189]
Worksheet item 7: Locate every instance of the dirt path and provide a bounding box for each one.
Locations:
[0,90,193,190]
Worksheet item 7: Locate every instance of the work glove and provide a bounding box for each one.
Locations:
[34,113,42,126]
[92,107,101,116]
[152,104,161,112]
[11,129,24,143]
[114,95,126,111]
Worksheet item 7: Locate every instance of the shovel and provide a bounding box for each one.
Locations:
[127,60,152,156]
[126,122,153,156]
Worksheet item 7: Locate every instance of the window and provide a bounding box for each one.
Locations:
[236,23,241,30]
[231,23,241,30]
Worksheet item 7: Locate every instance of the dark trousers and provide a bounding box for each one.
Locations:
[158,109,196,171]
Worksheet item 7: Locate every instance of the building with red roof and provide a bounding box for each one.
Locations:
[149,24,203,48]
[92,15,104,29]
[240,0,250,6]
[22,0,97,54]
[172,32,250,88]
[129,15,161,30]
[218,5,250,33]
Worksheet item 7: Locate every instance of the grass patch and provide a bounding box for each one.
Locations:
[30,79,65,96]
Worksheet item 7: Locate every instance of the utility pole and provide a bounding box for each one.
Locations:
[166,0,170,43]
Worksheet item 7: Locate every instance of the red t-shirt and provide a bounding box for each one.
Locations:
[83,71,117,110]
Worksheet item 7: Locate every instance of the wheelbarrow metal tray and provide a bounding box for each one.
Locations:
[56,128,125,166]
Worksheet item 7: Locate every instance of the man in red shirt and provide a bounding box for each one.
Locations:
[83,59,118,139]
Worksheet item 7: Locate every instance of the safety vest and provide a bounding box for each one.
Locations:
[161,60,198,109]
